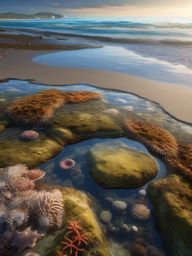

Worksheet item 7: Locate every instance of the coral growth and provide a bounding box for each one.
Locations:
[56,221,89,256]
[6,89,102,124]
[123,118,178,157]
[30,189,64,229]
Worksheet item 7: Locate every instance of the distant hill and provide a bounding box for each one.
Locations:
[0,12,63,19]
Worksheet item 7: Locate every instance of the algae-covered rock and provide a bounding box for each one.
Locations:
[148,175,192,256]
[0,129,62,168]
[47,127,77,145]
[51,111,122,134]
[33,187,110,256]
[89,141,158,188]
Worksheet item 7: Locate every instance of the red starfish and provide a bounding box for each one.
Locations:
[62,237,86,256]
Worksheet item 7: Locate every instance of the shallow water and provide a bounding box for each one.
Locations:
[33,45,192,86]
[0,79,192,255]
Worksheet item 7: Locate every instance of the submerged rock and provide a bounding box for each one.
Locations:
[89,141,159,188]
[112,200,127,211]
[100,210,112,223]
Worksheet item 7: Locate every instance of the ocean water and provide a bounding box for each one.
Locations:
[0,18,192,84]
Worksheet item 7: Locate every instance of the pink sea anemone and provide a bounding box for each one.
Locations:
[19,130,39,141]
[59,159,76,170]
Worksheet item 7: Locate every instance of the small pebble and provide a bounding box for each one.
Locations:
[100,210,112,223]
[131,225,138,232]
[104,196,114,204]
[138,189,146,196]
[112,200,127,211]
[103,108,119,115]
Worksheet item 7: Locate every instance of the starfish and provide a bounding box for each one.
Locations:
[11,226,44,253]
[61,237,86,256]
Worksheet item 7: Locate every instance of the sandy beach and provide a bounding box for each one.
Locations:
[0,48,192,124]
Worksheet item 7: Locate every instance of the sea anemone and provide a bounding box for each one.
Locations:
[131,204,151,221]
[19,130,39,141]
[59,159,76,170]
[6,177,35,193]
[25,169,45,182]
[123,118,178,158]
[30,189,64,229]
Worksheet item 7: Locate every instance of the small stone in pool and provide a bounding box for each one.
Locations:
[103,108,119,115]
[138,189,146,196]
[121,224,131,233]
[100,210,112,223]
[104,196,114,204]
[131,225,138,232]
[59,159,76,170]
[112,200,127,211]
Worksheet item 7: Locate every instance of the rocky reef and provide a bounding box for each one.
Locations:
[148,175,192,256]
[89,141,158,188]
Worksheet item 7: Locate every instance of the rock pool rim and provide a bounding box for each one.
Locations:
[0,78,191,125]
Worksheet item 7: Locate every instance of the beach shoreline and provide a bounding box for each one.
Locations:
[0,49,192,124]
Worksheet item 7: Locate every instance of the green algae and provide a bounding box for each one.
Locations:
[148,175,192,256]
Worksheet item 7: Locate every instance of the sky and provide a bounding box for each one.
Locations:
[0,0,192,18]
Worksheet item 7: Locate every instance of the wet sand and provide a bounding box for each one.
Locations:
[0,49,192,124]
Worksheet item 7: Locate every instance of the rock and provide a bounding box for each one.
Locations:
[19,130,39,141]
[121,224,131,233]
[112,200,127,211]
[138,189,146,196]
[89,141,158,188]
[148,175,192,256]
[103,109,119,115]
[122,106,134,111]
[0,130,62,168]
[115,98,127,104]
[100,211,112,223]
[131,225,138,232]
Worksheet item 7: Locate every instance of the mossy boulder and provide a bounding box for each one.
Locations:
[51,111,122,134]
[89,141,158,188]
[33,187,110,256]
[47,127,77,145]
[0,129,62,168]
[148,175,192,256]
